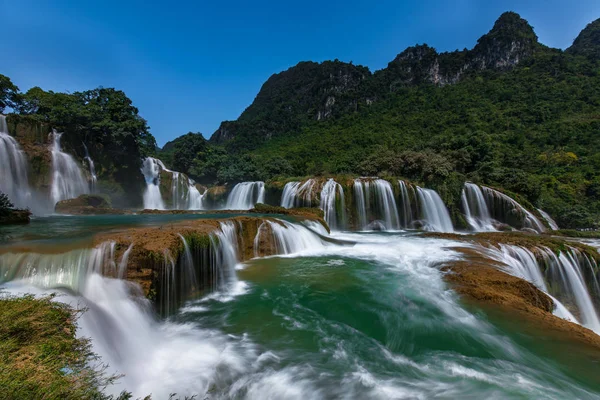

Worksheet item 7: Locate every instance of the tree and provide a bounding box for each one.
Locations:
[0,74,21,113]
[170,132,208,175]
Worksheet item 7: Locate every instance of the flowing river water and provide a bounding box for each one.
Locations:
[1,215,600,399]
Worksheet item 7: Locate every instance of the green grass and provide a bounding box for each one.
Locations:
[0,293,130,400]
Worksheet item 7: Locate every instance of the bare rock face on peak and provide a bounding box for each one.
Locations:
[381,12,539,89]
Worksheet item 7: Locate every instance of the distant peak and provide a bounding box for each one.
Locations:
[485,11,537,41]
[567,17,600,59]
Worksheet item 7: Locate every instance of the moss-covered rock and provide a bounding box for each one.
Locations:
[54,194,118,215]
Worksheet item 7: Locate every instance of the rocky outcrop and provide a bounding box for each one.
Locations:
[55,194,114,215]
[382,12,539,89]
[442,246,600,351]
[0,209,31,225]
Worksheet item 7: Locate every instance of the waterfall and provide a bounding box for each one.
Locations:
[537,209,559,230]
[479,186,545,232]
[141,157,165,210]
[225,182,265,210]
[187,179,205,210]
[0,241,126,291]
[320,179,346,230]
[0,115,32,210]
[398,180,414,228]
[141,157,205,210]
[352,179,400,230]
[254,220,327,256]
[210,221,240,286]
[461,182,496,232]
[50,131,89,206]
[544,249,600,333]
[415,187,453,232]
[82,143,97,193]
[280,179,316,208]
[353,180,368,229]
[481,244,600,334]
[281,182,300,208]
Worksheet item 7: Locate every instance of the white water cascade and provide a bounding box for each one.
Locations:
[320,179,346,230]
[479,185,546,232]
[280,179,316,208]
[141,157,204,210]
[0,115,32,209]
[416,187,454,232]
[398,180,414,228]
[353,179,400,230]
[141,157,166,210]
[225,182,265,210]
[537,208,559,230]
[82,143,97,193]
[187,179,205,209]
[214,221,240,282]
[50,131,89,207]
[461,182,496,231]
[481,244,600,334]
[254,219,327,256]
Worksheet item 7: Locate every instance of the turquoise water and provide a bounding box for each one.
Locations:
[1,219,599,398]
[0,213,278,244]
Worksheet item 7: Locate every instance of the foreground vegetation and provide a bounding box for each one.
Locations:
[0,293,131,400]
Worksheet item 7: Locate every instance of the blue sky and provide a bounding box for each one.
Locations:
[4,0,599,146]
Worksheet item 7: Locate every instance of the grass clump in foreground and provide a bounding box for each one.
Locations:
[0,293,131,400]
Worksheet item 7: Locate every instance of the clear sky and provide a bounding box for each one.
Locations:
[4,0,599,146]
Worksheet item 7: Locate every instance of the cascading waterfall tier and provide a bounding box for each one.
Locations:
[50,130,89,206]
[481,244,600,334]
[141,157,166,210]
[0,115,32,210]
[398,180,415,228]
[461,182,496,231]
[225,182,265,210]
[415,187,454,232]
[320,179,347,230]
[353,178,401,230]
[478,184,545,232]
[140,157,205,210]
[537,208,559,230]
[253,219,327,257]
[82,142,97,193]
[0,242,121,291]
[280,179,317,208]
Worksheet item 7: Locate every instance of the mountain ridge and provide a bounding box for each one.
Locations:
[210,11,555,145]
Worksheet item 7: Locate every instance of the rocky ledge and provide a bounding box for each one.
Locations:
[432,232,600,351]
[54,194,129,215]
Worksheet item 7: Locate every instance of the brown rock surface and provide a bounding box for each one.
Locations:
[442,246,600,351]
